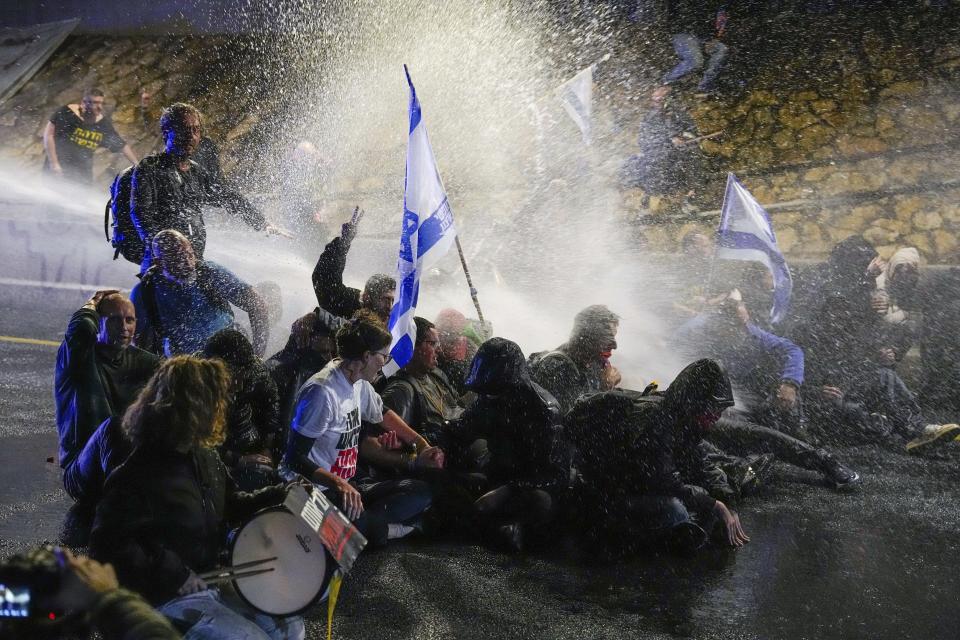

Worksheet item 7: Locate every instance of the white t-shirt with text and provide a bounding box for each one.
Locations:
[285,360,384,486]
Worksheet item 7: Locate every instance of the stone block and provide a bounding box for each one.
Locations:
[775,225,799,253]
[894,196,926,222]
[913,210,943,231]
[879,80,925,98]
[791,90,820,102]
[905,232,932,255]
[932,229,958,258]
[778,103,819,129]
[771,128,796,150]
[887,157,930,186]
[810,99,837,114]
[863,226,899,245]
[836,135,887,156]
[796,124,834,151]
[746,90,778,106]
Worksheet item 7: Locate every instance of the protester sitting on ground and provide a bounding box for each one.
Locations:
[672,289,860,488]
[448,338,569,552]
[55,290,159,503]
[312,214,396,327]
[789,237,957,449]
[381,317,463,438]
[873,247,921,366]
[267,310,339,431]
[130,102,283,272]
[899,251,960,422]
[89,356,305,639]
[434,308,490,396]
[280,318,438,546]
[43,88,139,184]
[0,547,181,640]
[131,229,269,356]
[529,305,621,413]
[566,359,749,555]
[202,329,283,491]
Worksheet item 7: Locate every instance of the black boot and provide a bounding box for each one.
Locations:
[818,450,861,490]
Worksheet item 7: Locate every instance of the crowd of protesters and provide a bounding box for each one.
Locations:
[20,27,960,636]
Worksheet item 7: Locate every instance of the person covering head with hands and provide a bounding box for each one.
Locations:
[55,289,159,503]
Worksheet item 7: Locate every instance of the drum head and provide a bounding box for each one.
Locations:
[230,508,334,616]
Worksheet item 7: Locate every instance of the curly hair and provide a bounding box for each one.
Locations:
[123,355,230,451]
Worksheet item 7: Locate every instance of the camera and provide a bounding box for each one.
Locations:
[0,546,96,639]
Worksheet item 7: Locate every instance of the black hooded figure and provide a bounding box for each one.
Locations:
[450,337,570,552]
[565,359,749,554]
[201,329,282,491]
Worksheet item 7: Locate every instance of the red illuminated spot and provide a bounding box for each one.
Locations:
[48,612,56,620]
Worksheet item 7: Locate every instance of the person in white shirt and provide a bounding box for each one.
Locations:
[280,316,443,545]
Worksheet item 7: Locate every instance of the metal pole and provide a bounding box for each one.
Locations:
[454,236,484,323]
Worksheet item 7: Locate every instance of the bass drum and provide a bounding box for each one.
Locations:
[229,507,336,616]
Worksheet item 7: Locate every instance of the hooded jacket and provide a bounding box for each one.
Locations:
[451,338,569,490]
[566,359,735,514]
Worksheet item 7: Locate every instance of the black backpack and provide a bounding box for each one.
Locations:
[104,166,143,264]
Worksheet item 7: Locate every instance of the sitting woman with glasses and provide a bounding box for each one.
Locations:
[280,313,438,546]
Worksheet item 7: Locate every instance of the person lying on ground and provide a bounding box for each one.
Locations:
[672,289,860,488]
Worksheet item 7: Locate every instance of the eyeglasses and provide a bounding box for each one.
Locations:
[374,350,393,365]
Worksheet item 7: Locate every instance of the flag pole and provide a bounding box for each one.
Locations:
[454,236,485,323]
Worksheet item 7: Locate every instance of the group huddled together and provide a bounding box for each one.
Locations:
[37,98,960,640]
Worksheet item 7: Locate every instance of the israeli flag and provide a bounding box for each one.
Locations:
[556,64,594,144]
[384,66,458,375]
[716,173,793,324]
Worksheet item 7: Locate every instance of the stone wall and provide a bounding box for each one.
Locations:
[3,24,960,264]
[622,33,960,263]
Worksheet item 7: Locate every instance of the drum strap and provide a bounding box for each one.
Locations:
[326,571,344,640]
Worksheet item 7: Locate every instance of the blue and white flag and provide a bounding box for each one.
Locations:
[556,64,594,144]
[716,173,793,324]
[384,66,458,375]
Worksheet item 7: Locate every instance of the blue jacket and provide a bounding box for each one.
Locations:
[673,314,804,394]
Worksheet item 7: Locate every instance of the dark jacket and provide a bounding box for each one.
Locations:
[267,334,335,433]
[381,368,462,433]
[54,307,159,468]
[565,360,735,514]
[789,236,879,387]
[450,338,569,490]
[312,233,362,320]
[64,416,130,504]
[220,359,283,463]
[529,347,604,415]
[90,445,286,605]
[89,588,182,640]
[131,262,268,356]
[130,151,264,265]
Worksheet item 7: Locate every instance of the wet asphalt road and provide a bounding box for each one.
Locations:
[3,208,960,639]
